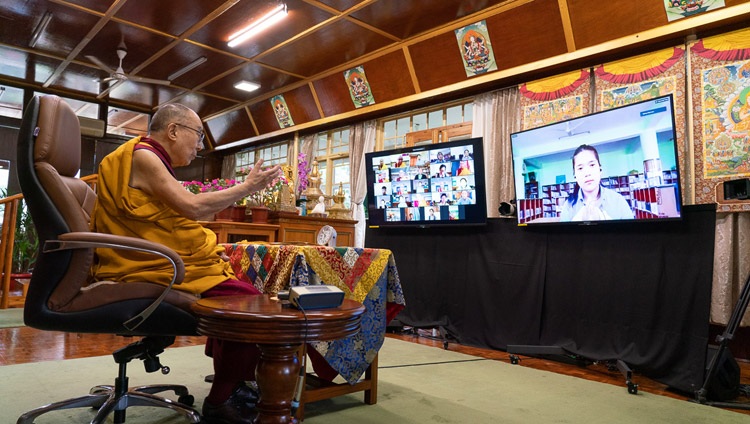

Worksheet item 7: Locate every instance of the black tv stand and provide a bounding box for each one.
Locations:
[507,344,639,394]
[388,320,456,350]
[694,268,750,409]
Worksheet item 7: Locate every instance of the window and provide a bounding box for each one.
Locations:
[0,86,24,119]
[382,116,411,151]
[311,127,350,208]
[107,106,149,137]
[234,141,290,177]
[256,142,289,167]
[378,99,473,150]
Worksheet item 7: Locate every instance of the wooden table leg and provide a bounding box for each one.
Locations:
[254,343,302,424]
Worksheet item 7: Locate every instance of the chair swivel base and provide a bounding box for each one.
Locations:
[16,382,201,424]
[17,337,201,424]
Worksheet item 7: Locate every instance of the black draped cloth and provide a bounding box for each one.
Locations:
[366,204,715,393]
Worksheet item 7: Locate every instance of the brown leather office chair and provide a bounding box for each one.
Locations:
[16,95,201,424]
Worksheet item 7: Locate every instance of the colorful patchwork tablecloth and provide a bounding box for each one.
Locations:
[222,243,405,384]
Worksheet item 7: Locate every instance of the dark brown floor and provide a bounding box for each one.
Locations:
[1,323,749,416]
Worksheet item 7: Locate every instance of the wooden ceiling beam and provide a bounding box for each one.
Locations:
[557,0,576,52]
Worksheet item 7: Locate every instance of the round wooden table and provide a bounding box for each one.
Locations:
[191,295,365,424]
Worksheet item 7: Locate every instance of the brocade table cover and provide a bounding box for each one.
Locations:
[222,242,405,384]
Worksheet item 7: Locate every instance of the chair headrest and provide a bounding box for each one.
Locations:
[36,95,81,177]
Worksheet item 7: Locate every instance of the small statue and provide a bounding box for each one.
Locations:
[327,182,351,220]
[278,165,297,212]
[310,195,326,216]
[303,159,325,214]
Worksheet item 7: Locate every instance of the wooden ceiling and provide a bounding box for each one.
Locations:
[1,0,749,153]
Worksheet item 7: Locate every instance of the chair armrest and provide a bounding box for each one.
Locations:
[44,231,186,331]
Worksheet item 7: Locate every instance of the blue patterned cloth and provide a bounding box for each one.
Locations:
[223,243,405,384]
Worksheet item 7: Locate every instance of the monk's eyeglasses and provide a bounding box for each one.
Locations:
[173,123,205,144]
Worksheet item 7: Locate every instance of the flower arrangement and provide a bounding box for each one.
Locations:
[182,178,239,194]
[296,152,309,197]
[241,167,290,210]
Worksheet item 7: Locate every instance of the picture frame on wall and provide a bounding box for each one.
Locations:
[344,65,375,108]
[270,94,294,128]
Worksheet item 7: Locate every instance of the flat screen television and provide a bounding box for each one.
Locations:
[365,137,487,228]
[510,94,682,226]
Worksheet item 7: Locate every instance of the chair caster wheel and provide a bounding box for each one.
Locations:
[509,354,520,365]
[178,394,195,406]
[627,382,638,395]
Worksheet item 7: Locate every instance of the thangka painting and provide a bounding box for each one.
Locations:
[699,63,750,179]
[344,66,375,108]
[270,94,294,128]
[455,20,497,77]
[594,46,687,204]
[664,0,725,22]
[519,69,591,130]
[690,27,750,210]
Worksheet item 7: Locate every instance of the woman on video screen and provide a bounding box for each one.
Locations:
[559,144,634,222]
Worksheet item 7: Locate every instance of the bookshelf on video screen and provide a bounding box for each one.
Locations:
[510,94,682,226]
[365,137,487,228]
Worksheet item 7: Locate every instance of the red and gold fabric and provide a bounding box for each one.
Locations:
[519,69,591,130]
[593,46,687,205]
[222,242,405,384]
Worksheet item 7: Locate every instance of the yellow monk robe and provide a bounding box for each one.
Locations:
[90,137,234,295]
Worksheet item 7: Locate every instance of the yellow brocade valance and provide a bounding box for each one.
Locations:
[595,47,684,84]
[691,27,750,61]
[520,69,589,101]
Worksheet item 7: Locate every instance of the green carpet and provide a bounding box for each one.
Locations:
[0,338,746,423]
[0,307,24,328]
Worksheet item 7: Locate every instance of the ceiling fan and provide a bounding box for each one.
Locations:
[556,120,589,139]
[86,39,170,92]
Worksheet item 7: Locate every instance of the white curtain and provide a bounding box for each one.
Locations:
[349,120,377,247]
[712,212,750,326]
[472,87,520,218]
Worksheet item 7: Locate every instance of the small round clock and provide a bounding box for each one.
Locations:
[316,225,337,247]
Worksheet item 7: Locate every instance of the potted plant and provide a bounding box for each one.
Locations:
[12,200,38,275]
[0,188,38,279]
[181,178,246,221]
[241,167,291,223]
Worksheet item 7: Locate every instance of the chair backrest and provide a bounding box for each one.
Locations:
[17,96,95,313]
[17,95,197,335]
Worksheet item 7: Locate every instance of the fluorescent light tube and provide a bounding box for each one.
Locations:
[168,56,207,81]
[234,80,260,92]
[227,3,287,48]
[29,12,53,48]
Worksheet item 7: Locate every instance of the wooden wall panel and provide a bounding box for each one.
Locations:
[247,85,324,135]
[408,32,468,92]
[409,0,571,93]
[205,108,254,146]
[178,94,236,120]
[313,50,417,118]
[568,0,750,50]
[169,92,239,117]
[80,137,96,177]
[567,0,668,49]
[283,85,322,125]
[248,101,280,135]
[485,0,568,70]
[312,73,355,118]
[363,50,417,102]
